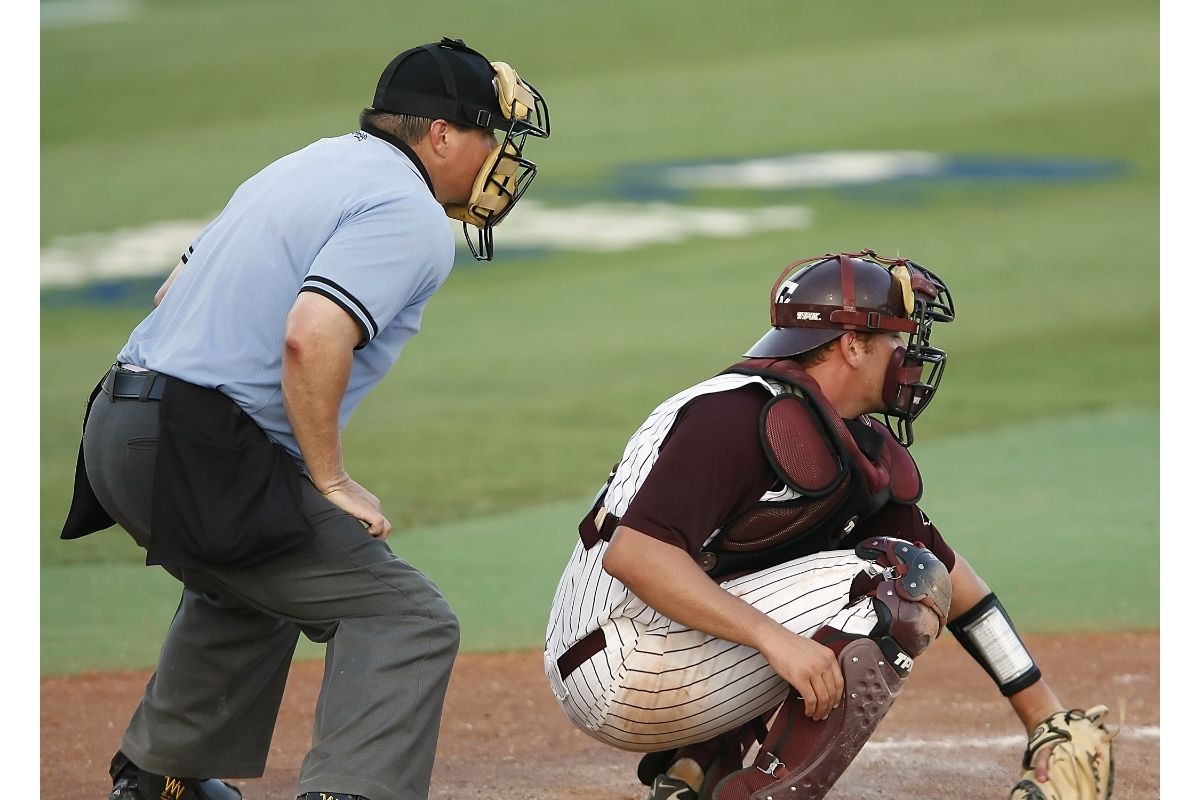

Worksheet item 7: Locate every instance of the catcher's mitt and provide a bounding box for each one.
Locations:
[1009,705,1119,800]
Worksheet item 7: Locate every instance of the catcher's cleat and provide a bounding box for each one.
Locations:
[108,752,243,800]
[644,774,699,800]
[637,749,679,787]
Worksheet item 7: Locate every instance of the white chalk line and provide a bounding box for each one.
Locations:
[41,0,136,29]
[865,725,1158,752]
[38,148,1121,288]
[39,201,812,288]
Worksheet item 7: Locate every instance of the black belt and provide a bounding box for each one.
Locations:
[101,365,168,401]
[579,504,621,549]
[557,628,606,681]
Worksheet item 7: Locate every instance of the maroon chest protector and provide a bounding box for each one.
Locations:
[697,359,921,579]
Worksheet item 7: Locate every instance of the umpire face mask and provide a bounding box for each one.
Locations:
[442,61,550,260]
[374,38,551,261]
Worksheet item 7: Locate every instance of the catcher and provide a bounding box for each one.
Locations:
[543,251,1117,800]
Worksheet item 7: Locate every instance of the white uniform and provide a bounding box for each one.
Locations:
[544,374,882,751]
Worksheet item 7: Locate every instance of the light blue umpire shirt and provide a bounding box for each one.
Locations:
[117,129,456,460]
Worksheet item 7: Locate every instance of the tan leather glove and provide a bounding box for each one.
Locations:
[1009,705,1119,800]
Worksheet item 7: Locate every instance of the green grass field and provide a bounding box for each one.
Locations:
[40,0,1159,676]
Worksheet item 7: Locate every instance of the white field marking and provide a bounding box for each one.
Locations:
[662,151,943,190]
[1113,672,1152,684]
[39,202,811,287]
[491,201,810,252]
[863,725,1159,752]
[41,218,208,288]
[41,0,136,28]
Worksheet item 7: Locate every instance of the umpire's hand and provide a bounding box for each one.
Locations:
[320,474,393,539]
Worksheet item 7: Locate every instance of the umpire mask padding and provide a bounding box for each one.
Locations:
[442,60,550,260]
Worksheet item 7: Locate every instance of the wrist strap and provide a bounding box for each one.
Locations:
[947,592,1042,697]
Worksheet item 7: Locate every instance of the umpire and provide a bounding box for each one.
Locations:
[60,38,549,800]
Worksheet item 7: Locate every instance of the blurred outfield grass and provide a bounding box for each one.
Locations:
[40,0,1158,674]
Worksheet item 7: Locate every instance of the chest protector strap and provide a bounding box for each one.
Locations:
[698,359,921,578]
[739,358,919,501]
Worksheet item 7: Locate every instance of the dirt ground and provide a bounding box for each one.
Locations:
[42,631,1159,800]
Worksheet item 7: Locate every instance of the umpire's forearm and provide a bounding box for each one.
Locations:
[282,296,358,490]
[282,345,350,489]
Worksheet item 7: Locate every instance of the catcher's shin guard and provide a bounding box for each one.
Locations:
[708,632,903,800]
[710,539,950,800]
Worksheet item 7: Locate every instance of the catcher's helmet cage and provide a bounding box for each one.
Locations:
[373,37,550,261]
[745,250,954,446]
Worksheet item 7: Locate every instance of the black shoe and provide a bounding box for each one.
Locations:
[109,751,243,800]
[643,775,698,800]
[108,758,139,800]
[637,749,678,787]
[297,794,369,800]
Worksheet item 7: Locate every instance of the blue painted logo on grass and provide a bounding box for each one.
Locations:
[41,150,1131,297]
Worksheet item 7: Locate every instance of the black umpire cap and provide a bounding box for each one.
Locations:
[373,37,506,131]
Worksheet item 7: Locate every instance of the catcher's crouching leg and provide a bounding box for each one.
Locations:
[710,537,951,800]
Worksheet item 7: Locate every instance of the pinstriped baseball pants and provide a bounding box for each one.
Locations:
[549,550,878,751]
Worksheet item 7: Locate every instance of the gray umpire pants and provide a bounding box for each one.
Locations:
[82,392,460,800]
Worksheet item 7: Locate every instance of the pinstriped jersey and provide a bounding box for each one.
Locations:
[117,130,455,459]
[546,373,802,663]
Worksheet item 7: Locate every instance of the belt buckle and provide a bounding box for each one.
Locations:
[104,364,120,402]
[105,364,162,402]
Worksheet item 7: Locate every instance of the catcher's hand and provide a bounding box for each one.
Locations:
[1009,705,1119,800]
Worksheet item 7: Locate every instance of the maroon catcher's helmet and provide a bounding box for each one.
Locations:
[745,249,955,445]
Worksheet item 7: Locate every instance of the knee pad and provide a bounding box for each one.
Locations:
[855,536,951,628]
[855,536,951,665]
